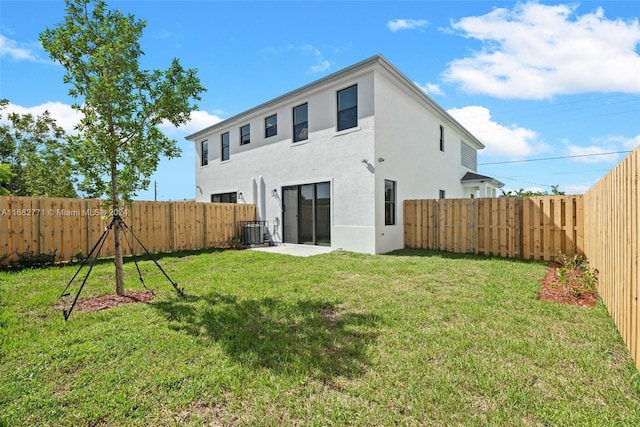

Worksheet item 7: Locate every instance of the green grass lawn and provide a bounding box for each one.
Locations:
[1,248,639,426]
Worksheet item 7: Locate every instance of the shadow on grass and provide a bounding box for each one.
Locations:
[151,292,379,380]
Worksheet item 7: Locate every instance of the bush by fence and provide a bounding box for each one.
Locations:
[0,197,256,262]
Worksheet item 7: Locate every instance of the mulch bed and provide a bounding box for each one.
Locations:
[73,290,155,313]
[538,265,598,308]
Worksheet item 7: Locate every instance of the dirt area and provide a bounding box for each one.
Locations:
[538,265,598,308]
[73,290,155,312]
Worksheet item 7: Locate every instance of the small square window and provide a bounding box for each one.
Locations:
[240,124,250,146]
[439,189,446,199]
[265,114,277,138]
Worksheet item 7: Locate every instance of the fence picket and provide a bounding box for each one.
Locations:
[0,197,256,262]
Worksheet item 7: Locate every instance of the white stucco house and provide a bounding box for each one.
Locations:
[186,54,503,254]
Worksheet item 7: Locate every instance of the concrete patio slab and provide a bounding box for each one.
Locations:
[249,244,334,257]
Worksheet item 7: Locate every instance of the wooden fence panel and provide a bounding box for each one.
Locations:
[404,195,581,261]
[0,197,256,263]
[584,147,639,372]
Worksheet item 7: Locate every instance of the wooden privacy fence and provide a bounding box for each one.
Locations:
[404,196,584,261]
[0,197,256,262]
[584,147,639,371]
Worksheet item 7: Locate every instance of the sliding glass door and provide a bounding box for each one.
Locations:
[282,182,330,246]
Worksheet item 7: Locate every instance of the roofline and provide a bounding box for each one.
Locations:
[186,54,485,150]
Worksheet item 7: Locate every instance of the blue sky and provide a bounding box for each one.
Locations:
[1,0,639,200]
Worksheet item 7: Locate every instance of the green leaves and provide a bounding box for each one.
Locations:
[39,0,205,202]
[0,101,77,197]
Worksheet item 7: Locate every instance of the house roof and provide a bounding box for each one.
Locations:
[461,172,505,188]
[186,54,485,150]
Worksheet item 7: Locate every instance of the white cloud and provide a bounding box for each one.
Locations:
[286,44,330,73]
[0,34,40,62]
[565,145,620,163]
[387,19,428,32]
[613,134,640,151]
[564,134,640,163]
[159,110,223,137]
[444,3,640,99]
[1,102,222,140]
[416,82,444,97]
[448,105,548,158]
[1,102,83,133]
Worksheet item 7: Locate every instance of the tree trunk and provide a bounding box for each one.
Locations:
[111,160,125,296]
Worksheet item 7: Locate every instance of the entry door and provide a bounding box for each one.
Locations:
[282,182,330,246]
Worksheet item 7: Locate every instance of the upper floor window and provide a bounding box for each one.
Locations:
[200,140,208,166]
[240,124,250,146]
[265,114,277,138]
[439,125,445,152]
[385,179,396,226]
[293,103,308,143]
[337,85,358,131]
[211,192,237,203]
[221,132,230,161]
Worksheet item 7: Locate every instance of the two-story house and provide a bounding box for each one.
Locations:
[186,54,503,254]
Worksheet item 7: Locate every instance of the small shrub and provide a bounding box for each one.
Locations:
[227,236,243,250]
[0,248,58,271]
[554,252,598,297]
[73,251,85,264]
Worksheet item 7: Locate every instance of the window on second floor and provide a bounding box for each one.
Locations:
[293,103,308,143]
[240,124,250,146]
[439,125,445,152]
[221,132,230,161]
[200,140,208,166]
[337,84,358,131]
[265,114,277,138]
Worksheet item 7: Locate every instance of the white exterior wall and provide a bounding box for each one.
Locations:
[194,71,379,253]
[190,56,486,255]
[372,68,478,253]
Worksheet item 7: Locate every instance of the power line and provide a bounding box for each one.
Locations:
[478,150,632,165]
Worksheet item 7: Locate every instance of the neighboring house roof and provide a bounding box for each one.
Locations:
[186,54,485,150]
[461,172,505,188]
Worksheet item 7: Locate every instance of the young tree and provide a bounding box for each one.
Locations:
[0,100,77,197]
[40,0,205,295]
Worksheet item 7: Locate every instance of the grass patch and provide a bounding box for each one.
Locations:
[1,248,639,426]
